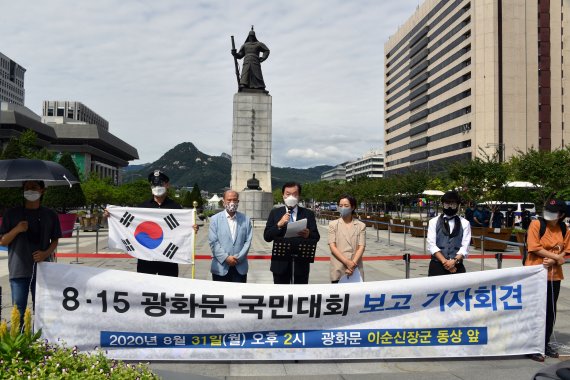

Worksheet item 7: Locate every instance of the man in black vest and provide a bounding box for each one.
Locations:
[426,191,471,276]
[264,182,320,284]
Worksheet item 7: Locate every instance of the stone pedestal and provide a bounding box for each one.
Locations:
[231,92,272,192]
[231,92,273,220]
[238,190,274,220]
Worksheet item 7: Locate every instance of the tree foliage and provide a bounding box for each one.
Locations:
[81,173,114,211]
[182,183,204,208]
[0,130,55,211]
[43,153,86,213]
[509,146,570,204]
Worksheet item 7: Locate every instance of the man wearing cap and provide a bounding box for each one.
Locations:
[525,199,570,361]
[136,170,198,277]
[426,191,471,276]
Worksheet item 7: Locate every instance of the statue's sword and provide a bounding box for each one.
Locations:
[231,36,241,87]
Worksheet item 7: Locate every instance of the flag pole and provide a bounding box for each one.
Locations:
[192,201,198,279]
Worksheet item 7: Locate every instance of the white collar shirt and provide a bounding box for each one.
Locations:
[426,214,471,258]
[225,210,237,241]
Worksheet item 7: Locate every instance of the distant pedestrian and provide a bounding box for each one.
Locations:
[464,202,474,226]
[208,190,252,283]
[328,194,366,283]
[426,191,471,276]
[505,206,515,228]
[491,205,504,228]
[473,204,490,228]
[521,209,532,230]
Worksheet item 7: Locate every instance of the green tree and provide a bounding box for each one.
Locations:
[509,147,570,205]
[112,179,151,206]
[0,130,54,210]
[447,148,509,203]
[43,153,86,213]
[81,173,114,212]
[184,183,204,209]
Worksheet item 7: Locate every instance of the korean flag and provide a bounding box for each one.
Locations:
[107,206,195,263]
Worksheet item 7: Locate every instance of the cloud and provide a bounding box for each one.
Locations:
[0,0,418,168]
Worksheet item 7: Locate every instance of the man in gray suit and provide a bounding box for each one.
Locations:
[208,190,253,282]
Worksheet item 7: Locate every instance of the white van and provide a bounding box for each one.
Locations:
[478,201,536,226]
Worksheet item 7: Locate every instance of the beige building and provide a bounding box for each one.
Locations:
[346,150,384,180]
[384,0,570,175]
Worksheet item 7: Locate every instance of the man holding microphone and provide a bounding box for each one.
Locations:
[264,181,320,284]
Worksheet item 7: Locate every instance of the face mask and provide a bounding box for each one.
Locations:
[339,207,352,218]
[151,186,167,197]
[225,202,238,213]
[543,210,560,221]
[24,190,41,202]
[284,196,298,208]
[443,207,458,217]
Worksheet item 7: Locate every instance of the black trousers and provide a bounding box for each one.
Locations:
[428,260,466,277]
[137,259,179,277]
[546,280,561,348]
[212,266,247,283]
[273,272,309,284]
[272,261,309,284]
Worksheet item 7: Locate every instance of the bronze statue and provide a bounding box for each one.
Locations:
[231,27,270,93]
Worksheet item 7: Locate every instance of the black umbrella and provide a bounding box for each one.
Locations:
[0,158,79,187]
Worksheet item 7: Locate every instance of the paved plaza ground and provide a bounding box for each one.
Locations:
[0,217,568,379]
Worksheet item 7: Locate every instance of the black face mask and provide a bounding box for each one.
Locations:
[443,207,458,216]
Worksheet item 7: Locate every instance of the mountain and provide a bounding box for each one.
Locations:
[131,142,332,193]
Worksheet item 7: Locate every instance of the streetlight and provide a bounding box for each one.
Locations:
[486,143,505,162]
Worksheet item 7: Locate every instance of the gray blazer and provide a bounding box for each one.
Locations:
[208,210,253,276]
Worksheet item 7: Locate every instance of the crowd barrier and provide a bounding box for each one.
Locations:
[55,219,535,278]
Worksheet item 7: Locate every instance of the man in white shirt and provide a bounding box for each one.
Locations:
[426,191,471,276]
[208,190,252,282]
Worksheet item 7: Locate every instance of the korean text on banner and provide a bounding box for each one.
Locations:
[107,205,195,264]
[35,263,546,361]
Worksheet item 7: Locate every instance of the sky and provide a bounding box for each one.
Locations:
[1,0,420,168]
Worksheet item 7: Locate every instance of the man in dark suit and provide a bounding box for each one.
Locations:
[264,182,320,284]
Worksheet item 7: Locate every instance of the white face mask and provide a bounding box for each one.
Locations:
[151,186,167,197]
[24,190,41,202]
[543,210,560,221]
[284,195,298,208]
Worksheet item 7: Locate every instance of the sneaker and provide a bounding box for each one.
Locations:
[545,346,559,358]
[528,353,545,362]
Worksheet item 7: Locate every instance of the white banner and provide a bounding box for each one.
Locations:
[107,205,195,264]
[35,263,546,361]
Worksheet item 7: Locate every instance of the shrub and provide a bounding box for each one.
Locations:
[0,306,159,379]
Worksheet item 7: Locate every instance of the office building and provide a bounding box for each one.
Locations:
[0,51,138,182]
[320,163,347,181]
[43,101,109,130]
[0,52,25,106]
[384,0,570,175]
[41,101,137,182]
[345,150,384,180]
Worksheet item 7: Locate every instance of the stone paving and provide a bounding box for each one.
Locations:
[0,218,568,379]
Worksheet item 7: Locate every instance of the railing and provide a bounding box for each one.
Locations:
[318,216,535,277]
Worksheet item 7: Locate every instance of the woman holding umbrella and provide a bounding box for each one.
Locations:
[0,180,62,321]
